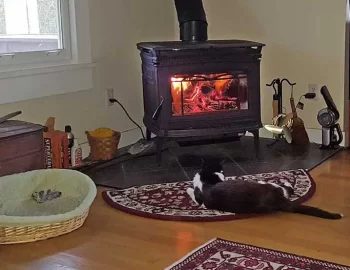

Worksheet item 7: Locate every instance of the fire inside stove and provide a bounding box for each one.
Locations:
[171,73,249,116]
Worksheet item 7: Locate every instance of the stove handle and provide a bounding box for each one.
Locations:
[152,96,164,120]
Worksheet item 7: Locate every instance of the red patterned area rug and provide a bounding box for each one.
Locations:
[102,169,315,221]
[164,238,350,270]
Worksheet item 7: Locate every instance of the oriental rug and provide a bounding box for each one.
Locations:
[164,238,350,270]
[102,169,315,221]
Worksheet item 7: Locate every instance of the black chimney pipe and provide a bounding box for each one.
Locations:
[174,0,208,42]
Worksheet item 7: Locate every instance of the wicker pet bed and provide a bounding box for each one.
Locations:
[0,169,97,244]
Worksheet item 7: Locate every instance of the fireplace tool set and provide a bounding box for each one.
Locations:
[264,78,309,146]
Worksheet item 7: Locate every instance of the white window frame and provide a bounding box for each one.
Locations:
[0,0,94,105]
[0,0,72,68]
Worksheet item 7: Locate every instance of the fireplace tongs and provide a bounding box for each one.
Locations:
[0,111,22,125]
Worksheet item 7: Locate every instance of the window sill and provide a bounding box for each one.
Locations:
[0,62,95,79]
[0,62,96,105]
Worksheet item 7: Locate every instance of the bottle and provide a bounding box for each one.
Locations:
[65,125,74,167]
[71,138,82,167]
[65,125,74,147]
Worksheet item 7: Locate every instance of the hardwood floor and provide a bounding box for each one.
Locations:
[1,150,350,270]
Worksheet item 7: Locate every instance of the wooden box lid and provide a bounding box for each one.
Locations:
[0,120,43,139]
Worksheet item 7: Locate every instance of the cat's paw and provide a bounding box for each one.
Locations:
[186,188,199,205]
[282,181,293,189]
[279,179,292,186]
[186,188,194,196]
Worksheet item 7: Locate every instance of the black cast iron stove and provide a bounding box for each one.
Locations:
[137,0,265,163]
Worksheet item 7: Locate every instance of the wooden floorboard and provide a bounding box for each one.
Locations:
[1,150,349,269]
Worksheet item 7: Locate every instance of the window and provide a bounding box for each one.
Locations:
[0,0,94,105]
[0,0,70,66]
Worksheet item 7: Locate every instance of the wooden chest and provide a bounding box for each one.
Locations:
[0,120,45,177]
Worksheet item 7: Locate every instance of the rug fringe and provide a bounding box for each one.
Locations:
[164,238,218,270]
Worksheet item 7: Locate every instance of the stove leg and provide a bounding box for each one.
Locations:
[250,129,260,159]
[156,137,164,166]
[146,128,152,141]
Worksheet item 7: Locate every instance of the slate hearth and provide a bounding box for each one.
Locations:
[83,137,342,189]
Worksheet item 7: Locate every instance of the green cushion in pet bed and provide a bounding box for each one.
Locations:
[0,169,97,244]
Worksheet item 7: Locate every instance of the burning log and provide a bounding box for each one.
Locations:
[183,97,239,114]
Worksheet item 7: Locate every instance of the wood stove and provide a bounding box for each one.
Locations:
[137,0,265,163]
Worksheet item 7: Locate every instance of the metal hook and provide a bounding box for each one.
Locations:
[266,79,278,95]
[280,78,296,86]
[266,79,277,87]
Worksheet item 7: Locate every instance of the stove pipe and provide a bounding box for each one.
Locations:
[174,0,208,42]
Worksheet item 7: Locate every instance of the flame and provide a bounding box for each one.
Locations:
[171,77,190,94]
[214,79,230,95]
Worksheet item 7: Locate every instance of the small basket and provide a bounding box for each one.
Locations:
[86,130,121,160]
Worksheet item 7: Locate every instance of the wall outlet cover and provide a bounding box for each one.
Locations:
[308,84,318,99]
[106,88,114,106]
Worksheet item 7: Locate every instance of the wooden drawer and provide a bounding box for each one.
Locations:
[0,120,45,177]
[0,132,43,161]
[0,151,45,177]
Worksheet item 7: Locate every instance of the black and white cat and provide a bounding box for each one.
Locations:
[186,163,343,220]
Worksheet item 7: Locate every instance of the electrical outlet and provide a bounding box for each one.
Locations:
[308,84,318,99]
[106,88,114,106]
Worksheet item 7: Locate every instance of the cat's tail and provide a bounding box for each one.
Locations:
[288,205,343,220]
